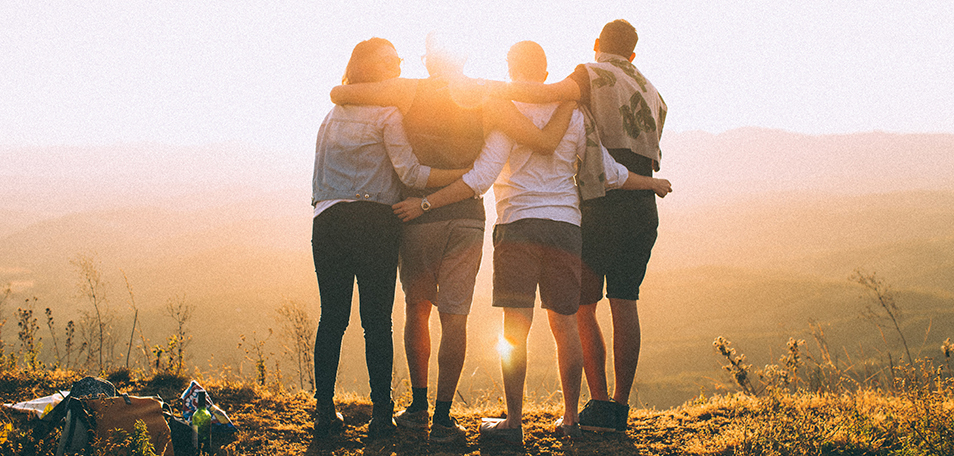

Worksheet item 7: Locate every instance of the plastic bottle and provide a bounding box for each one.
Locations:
[191,391,212,448]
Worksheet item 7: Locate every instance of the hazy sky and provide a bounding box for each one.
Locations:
[3,1,952,154]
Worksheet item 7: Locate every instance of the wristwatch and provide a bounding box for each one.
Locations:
[420,196,432,212]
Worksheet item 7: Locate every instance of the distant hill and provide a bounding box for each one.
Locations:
[661,128,954,206]
[635,262,954,406]
[2,129,953,408]
[654,190,954,286]
[0,208,46,240]
[4,129,953,222]
[3,188,951,407]
[0,142,310,214]
[0,188,316,372]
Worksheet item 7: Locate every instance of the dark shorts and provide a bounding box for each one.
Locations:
[492,218,582,316]
[580,189,658,304]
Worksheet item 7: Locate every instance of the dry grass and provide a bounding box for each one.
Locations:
[2,370,954,455]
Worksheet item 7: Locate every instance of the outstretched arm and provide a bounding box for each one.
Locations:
[330,78,417,113]
[483,99,576,154]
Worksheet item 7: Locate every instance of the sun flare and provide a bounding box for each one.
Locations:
[496,334,514,361]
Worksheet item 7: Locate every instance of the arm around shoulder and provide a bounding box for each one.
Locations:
[330,78,417,111]
[425,167,470,188]
[485,99,576,154]
[392,179,477,222]
[499,78,581,104]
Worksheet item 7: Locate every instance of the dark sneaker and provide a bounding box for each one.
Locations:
[615,402,630,432]
[578,400,618,432]
[368,401,397,439]
[394,407,430,430]
[313,401,344,438]
[429,417,466,443]
[553,417,582,440]
[479,418,522,445]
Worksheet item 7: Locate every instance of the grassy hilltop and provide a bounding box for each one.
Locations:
[1,349,953,456]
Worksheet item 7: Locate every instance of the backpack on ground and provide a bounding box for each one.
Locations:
[50,377,176,456]
[50,376,116,456]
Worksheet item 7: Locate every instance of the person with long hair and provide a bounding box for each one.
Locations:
[310,37,467,440]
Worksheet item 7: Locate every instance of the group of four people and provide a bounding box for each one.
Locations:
[310,19,671,444]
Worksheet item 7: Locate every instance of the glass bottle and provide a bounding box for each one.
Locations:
[191,391,212,448]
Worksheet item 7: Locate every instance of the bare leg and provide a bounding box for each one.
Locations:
[547,309,583,425]
[404,300,433,389]
[499,307,533,429]
[576,302,610,401]
[609,298,640,404]
[436,312,468,402]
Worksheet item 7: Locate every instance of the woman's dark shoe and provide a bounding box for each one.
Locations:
[367,401,397,439]
[313,400,344,438]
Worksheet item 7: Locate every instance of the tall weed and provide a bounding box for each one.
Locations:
[163,294,193,376]
[71,254,115,374]
[239,329,273,387]
[16,299,42,371]
[275,299,315,392]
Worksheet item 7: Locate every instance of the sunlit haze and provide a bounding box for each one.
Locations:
[2,1,953,409]
[3,1,953,154]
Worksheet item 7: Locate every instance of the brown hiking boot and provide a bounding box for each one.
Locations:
[429,417,466,443]
[394,407,429,430]
[554,417,582,439]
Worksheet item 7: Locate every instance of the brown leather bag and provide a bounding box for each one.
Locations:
[85,395,173,456]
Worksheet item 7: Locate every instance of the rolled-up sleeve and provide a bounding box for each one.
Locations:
[382,108,431,189]
[461,130,512,196]
[601,145,630,190]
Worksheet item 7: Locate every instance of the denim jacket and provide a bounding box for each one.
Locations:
[312,105,432,207]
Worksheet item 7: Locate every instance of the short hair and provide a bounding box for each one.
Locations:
[599,19,638,57]
[507,41,547,81]
[342,37,396,85]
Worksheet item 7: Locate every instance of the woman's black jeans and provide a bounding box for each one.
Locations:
[312,201,401,405]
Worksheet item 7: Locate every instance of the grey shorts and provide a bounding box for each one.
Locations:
[492,218,582,316]
[399,218,484,315]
